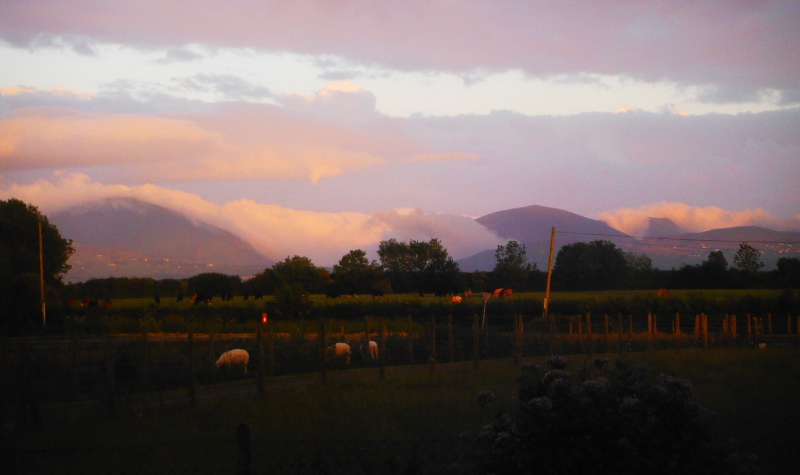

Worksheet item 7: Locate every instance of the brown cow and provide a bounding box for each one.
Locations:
[450,296,463,304]
[492,288,503,298]
[464,290,472,299]
[657,288,671,297]
[501,288,513,297]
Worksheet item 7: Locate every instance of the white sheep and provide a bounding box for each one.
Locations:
[360,340,379,363]
[326,342,352,365]
[216,349,250,374]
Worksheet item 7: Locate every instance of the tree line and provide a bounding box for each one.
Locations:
[3,198,800,331]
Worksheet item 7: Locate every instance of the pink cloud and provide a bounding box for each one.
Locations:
[0,1,797,101]
[598,202,800,236]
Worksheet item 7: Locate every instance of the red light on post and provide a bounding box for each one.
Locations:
[262,313,268,324]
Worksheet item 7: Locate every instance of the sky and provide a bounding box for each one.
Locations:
[1,1,799,266]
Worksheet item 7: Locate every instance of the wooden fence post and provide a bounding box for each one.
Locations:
[473,314,480,371]
[188,328,196,406]
[430,315,436,375]
[512,315,519,366]
[268,322,275,377]
[73,332,80,400]
[407,315,414,364]
[703,314,709,349]
[236,423,251,475]
[257,322,265,397]
[694,315,701,343]
[747,313,752,338]
[106,334,115,413]
[484,313,490,359]
[208,328,216,379]
[319,319,327,384]
[768,313,773,342]
[628,315,633,342]
[379,316,386,380]
[448,313,454,364]
[365,316,371,365]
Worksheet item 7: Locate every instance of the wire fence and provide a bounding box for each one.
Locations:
[3,312,799,409]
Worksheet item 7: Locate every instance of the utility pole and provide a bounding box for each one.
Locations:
[39,221,46,326]
[543,227,555,318]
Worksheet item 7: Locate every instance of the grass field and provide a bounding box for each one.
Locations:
[5,347,800,474]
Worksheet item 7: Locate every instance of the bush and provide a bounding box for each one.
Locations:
[469,356,759,475]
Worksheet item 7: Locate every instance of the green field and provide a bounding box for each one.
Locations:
[5,348,800,474]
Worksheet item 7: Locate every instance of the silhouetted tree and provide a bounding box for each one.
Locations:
[553,240,628,290]
[1,198,74,331]
[493,240,535,290]
[733,242,764,273]
[333,249,381,295]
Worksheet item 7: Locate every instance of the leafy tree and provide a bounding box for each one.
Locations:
[733,242,764,273]
[268,255,328,319]
[271,255,327,294]
[273,282,313,320]
[495,240,531,269]
[243,268,276,297]
[377,238,461,294]
[776,257,800,289]
[332,249,381,294]
[624,251,655,289]
[553,240,628,290]
[0,198,74,329]
[493,241,535,290]
[703,250,728,272]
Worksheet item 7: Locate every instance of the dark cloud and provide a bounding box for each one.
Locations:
[155,47,205,64]
[175,73,273,100]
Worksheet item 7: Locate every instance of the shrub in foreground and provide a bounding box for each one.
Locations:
[467,356,759,475]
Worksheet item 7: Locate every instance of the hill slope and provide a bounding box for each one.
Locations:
[51,197,272,281]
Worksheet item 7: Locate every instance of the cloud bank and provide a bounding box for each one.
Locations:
[0,173,503,265]
[599,202,800,236]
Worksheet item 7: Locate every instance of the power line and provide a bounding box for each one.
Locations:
[556,231,800,245]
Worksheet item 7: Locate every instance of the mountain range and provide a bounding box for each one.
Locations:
[460,205,799,272]
[50,199,799,282]
[51,198,272,282]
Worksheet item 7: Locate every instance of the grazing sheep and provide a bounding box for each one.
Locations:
[216,349,250,374]
[326,342,352,365]
[359,341,379,363]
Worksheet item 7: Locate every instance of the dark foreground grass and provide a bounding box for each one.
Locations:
[5,348,800,474]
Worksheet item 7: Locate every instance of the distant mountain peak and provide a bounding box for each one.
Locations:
[51,197,272,281]
[643,217,684,237]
